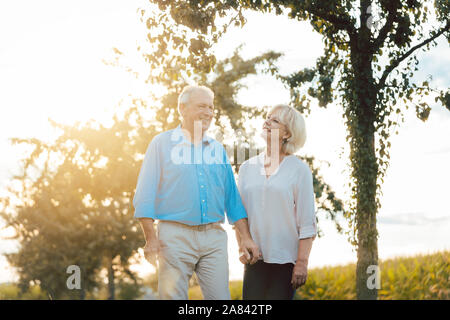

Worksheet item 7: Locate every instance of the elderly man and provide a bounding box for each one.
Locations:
[133,85,260,300]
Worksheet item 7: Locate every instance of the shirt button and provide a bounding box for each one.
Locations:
[199,172,202,176]
[202,200,205,202]
[201,185,204,188]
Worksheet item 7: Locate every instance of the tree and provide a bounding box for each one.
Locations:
[0,141,103,299]
[0,108,148,299]
[139,0,449,299]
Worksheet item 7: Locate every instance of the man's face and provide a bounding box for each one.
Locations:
[181,89,214,132]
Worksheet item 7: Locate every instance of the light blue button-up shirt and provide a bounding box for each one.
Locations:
[133,126,247,225]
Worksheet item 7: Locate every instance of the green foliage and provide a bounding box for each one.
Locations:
[302,156,344,236]
[295,250,450,300]
[0,106,150,299]
[0,284,47,300]
[188,280,243,300]
[0,283,20,299]
[0,280,145,300]
[116,280,144,300]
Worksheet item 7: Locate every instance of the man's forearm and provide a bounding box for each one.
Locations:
[234,225,242,248]
[138,218,158,242]
[234,218,252,241]
[297,237,314,264]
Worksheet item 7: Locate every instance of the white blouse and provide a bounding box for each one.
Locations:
[238,152,317,264]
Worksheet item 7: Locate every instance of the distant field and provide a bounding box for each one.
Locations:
[188,250,450,300]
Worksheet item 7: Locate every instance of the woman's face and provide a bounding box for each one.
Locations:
[261,111,290,145]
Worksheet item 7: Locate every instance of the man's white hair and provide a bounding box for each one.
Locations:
[177,85,214,116]
[268,104,307,154]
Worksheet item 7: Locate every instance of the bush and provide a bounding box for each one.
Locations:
[0,283,47,300]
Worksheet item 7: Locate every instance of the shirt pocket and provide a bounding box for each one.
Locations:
[204,163,226,203]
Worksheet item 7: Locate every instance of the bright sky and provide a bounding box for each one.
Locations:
[1,0,449,284]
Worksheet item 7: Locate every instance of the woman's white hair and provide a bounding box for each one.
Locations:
[177,85,214,116]
[268,104,307,154]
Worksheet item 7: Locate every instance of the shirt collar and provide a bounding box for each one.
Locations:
[173,125,213,146]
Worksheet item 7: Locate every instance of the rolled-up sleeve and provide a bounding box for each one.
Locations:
[295,167,317,239]
[133,137,161,219]
[237,161,246,194]
[223,151,247,225]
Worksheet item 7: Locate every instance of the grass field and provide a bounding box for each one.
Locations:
[188,250,449,300]
[1,250,448,299]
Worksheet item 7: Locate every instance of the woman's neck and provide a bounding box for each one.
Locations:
[265,143,285,163]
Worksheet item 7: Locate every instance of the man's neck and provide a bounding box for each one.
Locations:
[181,121,205,144]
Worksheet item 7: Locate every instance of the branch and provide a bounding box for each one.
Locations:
[377,23,450,91]
[372,7,398,51]
[384,84,440,93]
[306,7,356,36]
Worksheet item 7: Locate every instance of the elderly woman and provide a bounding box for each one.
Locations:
[236,104,317,300]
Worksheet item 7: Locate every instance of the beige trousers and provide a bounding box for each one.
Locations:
[156,220,231,300]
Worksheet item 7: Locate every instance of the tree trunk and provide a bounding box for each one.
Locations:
[351,0,379,299]
[79,287,86,300]
[107,259,115,300]
[349,88,379,300]
[354,125,379,300]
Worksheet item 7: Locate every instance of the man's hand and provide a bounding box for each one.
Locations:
[138,218,160,267]
[238,238,261,265]
[233,218,261,265]
[143,238,161,268]
[291,260,308,289]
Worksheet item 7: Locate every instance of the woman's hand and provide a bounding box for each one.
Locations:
[291,260,308,289]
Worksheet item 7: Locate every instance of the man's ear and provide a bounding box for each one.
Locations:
[179,103,186,117]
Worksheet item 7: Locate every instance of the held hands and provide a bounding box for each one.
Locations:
[291,260,308,289]
[238,238,261,265]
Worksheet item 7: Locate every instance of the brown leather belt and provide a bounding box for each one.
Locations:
[158,220,223,231]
